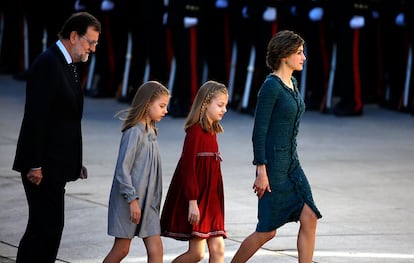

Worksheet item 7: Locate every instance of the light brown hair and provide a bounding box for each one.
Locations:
[184,80,228,134]
[116,81,170,134]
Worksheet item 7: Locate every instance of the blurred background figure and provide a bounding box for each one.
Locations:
[21,0,74,77]
[406,0,414,115]
[3,0,73,80]
[115,0,169,103]
[74,0,122,98]
[1,0,413,117]
[0,0,25,76]
[226,0,254,112]
[198,0,231,87]
[243,0,284,116]
[328,0,381,116]
[228,0,283,115]
[166,0,202,117]
[380,0,414,114]
[301,0,331,112]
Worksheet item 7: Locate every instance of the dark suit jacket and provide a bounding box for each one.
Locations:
[13,43,84,182]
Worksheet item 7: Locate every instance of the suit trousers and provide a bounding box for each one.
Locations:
[16,172,66,263]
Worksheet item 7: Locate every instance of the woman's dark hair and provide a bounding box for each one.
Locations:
[266,30,305,71]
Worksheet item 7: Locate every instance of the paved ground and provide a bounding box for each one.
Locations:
[1,74,414,263]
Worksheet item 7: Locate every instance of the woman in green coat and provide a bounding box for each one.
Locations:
[231,30,322,263]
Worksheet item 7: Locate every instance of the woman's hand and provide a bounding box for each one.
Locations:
[253,165,271,198]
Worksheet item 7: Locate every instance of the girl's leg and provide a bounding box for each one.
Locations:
[143,235,163,263]
[172,237,206,263]
[297,204,318,263]
[103,237,132,263]
[230,230,276,263]
[206,236,225,263]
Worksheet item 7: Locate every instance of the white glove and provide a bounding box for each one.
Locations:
[163,12,168,25]
[184,17,198,28]
[349,15,365,29]
[395,13,405,26]
[101,0,114,11]
[263,7,277,22]
[372,10,379,19]
[242,6,248,18]
[74,0,86,11]
[309,7,323,21]
[290,5,298,16]
[215,0,228,9]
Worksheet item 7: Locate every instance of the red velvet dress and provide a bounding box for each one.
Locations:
[161,124,227,240]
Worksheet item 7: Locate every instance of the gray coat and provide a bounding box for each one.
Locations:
[107,123,162,238]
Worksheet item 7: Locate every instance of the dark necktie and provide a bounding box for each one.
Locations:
[70,63,79,83]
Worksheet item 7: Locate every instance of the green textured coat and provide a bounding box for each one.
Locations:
[252,74,322,232]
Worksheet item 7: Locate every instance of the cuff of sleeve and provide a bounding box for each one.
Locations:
[252,160,267,165]
[130,196,139,203]
[124,194,139,203]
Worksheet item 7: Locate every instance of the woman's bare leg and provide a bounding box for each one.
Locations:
[297,204,318,263]
[231,230,276,263]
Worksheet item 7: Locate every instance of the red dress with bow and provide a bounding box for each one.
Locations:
[161,124,226,240]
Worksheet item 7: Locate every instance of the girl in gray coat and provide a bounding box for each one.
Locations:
[103,81,170,263]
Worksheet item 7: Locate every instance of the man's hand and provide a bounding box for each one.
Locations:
[27,169,43,185]
[80,166,88,179]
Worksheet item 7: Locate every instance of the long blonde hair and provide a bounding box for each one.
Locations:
[184,80,228,134]
[116,81,170,134]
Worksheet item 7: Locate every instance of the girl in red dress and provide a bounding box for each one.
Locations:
[161,80,229,262]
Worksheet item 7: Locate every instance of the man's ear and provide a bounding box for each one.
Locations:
[70,31,79,44]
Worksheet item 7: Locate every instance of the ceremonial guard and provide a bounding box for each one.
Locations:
[381,0,414,113]
[0,0,25,75]
[15,0,73,79]
[228,0,288,115]
[328,0,379,116]
[198,0,231,86]
[301,0,331,112]
[407,0,414,114]
[75,0,121,97]
[166,0,203,117]
[116,0,169,102]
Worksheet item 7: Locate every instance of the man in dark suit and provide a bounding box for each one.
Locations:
[12,12,101,263]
